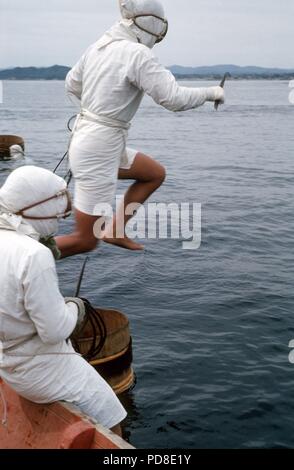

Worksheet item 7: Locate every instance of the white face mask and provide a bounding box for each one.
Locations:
[14,189,72,238]
[15,189,72,222]
[0,166,71,238]
[119,0,168,48]
[131,13,168,44]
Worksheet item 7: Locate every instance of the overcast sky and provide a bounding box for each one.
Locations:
[1,0,293,69]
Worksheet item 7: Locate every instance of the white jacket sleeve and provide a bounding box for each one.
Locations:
[127,46,218,112]
[23,247,78,345]
[65,54,86,102]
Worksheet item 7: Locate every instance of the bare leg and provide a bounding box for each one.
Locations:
[56,209,102,258]
[103,153,166,251]
[111,424,122,438]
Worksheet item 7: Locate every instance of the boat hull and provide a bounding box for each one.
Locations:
[0,379,133,449]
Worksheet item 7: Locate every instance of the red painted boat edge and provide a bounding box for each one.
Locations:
[0,379,134,450]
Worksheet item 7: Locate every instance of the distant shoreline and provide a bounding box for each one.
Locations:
[1,76,293,81]
[175,75,293,81]
[0,64,293,81]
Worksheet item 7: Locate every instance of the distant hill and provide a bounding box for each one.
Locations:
[169,64,294,79]
[0,64,293,80]
[0,65,70,80]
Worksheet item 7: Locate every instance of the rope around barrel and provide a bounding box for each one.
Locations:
[71,300,107,362]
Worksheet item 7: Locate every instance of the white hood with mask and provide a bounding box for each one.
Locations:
[120,0,168,48]
[0,166,70,240]
[96,0,168,51]
[66,0,224,125]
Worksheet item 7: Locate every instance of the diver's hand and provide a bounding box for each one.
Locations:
[65,297,86,329]
[206,86,225,104]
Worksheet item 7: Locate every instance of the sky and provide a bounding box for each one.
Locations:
[0,0,293,69]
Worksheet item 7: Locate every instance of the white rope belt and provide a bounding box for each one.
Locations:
[79,109,131,130]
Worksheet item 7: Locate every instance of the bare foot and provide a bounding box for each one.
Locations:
[103,235,144,251]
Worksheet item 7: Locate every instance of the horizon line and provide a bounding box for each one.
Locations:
[1,63,294,71]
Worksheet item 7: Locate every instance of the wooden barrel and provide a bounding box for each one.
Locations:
[0,135,25,159]
[75,309,134,395]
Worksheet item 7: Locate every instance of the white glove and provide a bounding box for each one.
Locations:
[65,297,86,329]
[9,145,25,161]
[206,86,225,104]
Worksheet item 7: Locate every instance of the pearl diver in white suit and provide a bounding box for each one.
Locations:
[57,0,225,256]
[0,166,127,436]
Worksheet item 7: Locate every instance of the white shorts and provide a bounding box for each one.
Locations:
[1,351,127,430]
[71,359,127,430]
[69,120,138,216]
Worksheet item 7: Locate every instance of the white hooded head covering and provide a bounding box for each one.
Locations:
[120,0,167,48]
[97,0,167,51]
[0,166,70,239]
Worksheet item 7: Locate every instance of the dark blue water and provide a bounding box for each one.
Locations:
[1,80,294,448]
